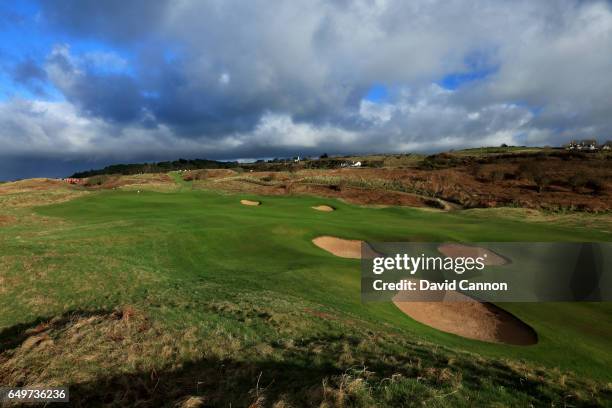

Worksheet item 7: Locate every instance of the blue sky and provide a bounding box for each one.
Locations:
[365,84,389,102]
[1,0,611,180]
[439,67,496,90]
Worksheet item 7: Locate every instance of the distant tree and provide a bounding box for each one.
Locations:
[500,143,508,148]
[320,153,329,159]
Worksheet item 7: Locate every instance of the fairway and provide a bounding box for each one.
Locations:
[1,187,610,406]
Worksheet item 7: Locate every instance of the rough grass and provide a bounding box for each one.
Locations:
[463,207,612,234]
[1,301,608,407]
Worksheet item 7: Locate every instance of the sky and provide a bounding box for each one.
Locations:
[1,0,612,180]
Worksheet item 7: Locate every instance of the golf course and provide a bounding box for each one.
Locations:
[0,175,610,406]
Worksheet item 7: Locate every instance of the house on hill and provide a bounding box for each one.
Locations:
[602,141,612,150]
[581,139,598,150]
[566,139,598,151]
[341,160,362,168]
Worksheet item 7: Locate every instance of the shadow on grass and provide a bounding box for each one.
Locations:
[68,356,337,407]
[0,309,114,354]
[0,310,341,406]
[1,311,609,407]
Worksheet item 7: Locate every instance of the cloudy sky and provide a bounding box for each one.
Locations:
[1,0,611,179]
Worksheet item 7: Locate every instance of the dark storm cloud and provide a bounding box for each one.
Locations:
[39,0,170,43]
[13,59,46,82]
[45,45,145,123]
[11,58,48,96]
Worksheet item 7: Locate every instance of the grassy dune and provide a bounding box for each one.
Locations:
[0,184,611,406]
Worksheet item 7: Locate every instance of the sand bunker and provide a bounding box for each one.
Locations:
[312,205,335,212]
[438,243,508,265]
[240,199,261,206]
[393,296,537,345]
[393,286,536,344]
[313,236,362,259]
[314,236,534,344]
[312,236,380,259]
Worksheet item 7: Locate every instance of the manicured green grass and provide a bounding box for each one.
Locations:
[1,187,610,405]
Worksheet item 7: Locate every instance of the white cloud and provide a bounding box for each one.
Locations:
[240,112,359,148]
[218,72,230,85]
[82,51,129,73]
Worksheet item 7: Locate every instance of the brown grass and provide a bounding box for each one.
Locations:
[184,169,238,181]
[0,215,16,226]
[0,191,88,209]
[83,173,177,191]
[202,152,612,212]
[0,178,66,194]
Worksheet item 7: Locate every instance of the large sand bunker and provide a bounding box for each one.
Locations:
[392,279,536,345]
[438,243,508,265]
[393,296,537,345]
[240,199,261,206]
[312,237,534,344]
[312,205,335,212]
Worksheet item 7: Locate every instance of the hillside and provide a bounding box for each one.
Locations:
[0,173,610,406]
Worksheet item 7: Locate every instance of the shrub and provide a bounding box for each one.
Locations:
[516,162,539,181]
[491,170,506,182]
[568,173,588,192]
[84,175,110,186]
[533,174,551,193]
[474,168,506,183]
[585,178,605,195]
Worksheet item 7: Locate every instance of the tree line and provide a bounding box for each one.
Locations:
[70,158,239,178]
